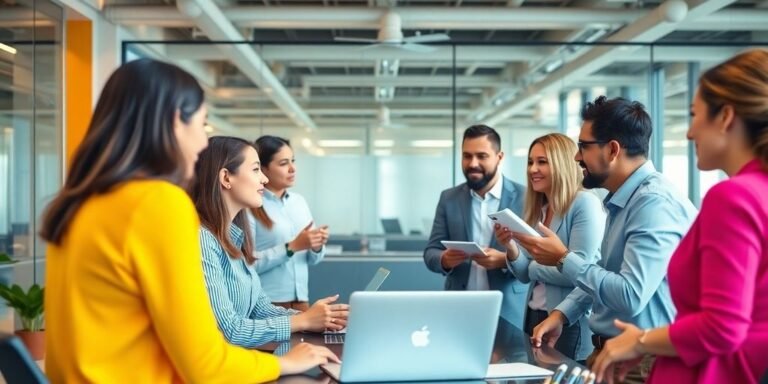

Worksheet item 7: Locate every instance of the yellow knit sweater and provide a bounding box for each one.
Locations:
[45,180,280,383]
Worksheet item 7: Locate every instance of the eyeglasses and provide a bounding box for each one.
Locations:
[577,140,608,151]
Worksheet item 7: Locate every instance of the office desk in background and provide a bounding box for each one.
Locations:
[271,317,583,384]
[308,251,444,303]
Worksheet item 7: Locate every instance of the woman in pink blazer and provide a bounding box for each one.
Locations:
[591,48,768,384]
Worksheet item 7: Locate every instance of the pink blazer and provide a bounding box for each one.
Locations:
[649,159,768,384]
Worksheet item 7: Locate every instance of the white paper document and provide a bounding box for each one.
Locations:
[486,363,553,379]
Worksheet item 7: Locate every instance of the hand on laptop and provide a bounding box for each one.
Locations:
[474,248,509,270]
[440,249,468,270]
[293,294,350,332]
[278,342,340,375]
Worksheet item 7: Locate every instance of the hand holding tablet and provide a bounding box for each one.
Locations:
[488,209,541,237]
[440,240,488,257]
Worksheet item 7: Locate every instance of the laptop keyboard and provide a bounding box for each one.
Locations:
[324,334,345,344]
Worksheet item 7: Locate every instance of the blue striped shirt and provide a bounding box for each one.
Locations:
[200,224,297,348]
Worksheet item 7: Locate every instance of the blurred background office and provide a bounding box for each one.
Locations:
[2,0,768,323]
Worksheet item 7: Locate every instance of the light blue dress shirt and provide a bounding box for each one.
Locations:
[555,161,698,337]
[251,190,324,302]
[200,224,297,348]
[467,175,503,291]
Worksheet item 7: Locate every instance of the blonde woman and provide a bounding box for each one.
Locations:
[495,133,605,362]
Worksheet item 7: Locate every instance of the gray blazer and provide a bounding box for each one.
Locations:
[506,190,605,360]
[423,177,529,328]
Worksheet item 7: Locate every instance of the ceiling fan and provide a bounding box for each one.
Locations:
[334,11,450,53]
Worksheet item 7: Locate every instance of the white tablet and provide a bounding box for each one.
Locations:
[488,209,541,237]
[440,240,487,257]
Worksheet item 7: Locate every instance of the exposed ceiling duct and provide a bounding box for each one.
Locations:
[175,0,317,131]
[104,5,768,31]
[484,0,735,125]
[104,6,644,30]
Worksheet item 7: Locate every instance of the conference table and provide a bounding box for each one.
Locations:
[269,317,585,384]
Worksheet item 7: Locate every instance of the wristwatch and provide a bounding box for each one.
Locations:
[556,251,569,272]
[284,243,295,258]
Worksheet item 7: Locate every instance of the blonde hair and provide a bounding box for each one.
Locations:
[523,133,583,226]
[699,48,768,170]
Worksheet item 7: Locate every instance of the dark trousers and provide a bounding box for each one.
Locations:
[524,308,582,361]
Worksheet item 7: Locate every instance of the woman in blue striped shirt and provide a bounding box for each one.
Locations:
[190,136,349,349]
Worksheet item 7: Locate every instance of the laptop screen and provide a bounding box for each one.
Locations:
[363,267,390,291]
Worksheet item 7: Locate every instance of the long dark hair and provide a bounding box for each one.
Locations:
[251,135,291,230]
[40,59,204,244]
[190,136,257,263]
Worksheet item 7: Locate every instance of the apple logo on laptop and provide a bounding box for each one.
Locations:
[411,326,430,347]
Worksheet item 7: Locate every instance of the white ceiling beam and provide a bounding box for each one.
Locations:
[681,8,768,30]
[302,75,501,88]
[287,61,505,68]
[105,5,768,31]
[176,0,317,130]
[484,0,736,125]
[160,44,742,65]
[106,5,642,29]
[165,45,546,62]
[212,107,475,116]
[210,97,479,107]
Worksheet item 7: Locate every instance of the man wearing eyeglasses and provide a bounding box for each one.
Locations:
[512,96,697,384]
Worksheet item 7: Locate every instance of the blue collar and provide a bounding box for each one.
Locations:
[228,223,245,247]
[264,189,290,202]
[604,161,656,209]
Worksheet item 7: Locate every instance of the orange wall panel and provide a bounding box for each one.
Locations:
[65,20,92,168]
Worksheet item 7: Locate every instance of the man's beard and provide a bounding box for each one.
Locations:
[581,160,609,189]
[464,164,498,191]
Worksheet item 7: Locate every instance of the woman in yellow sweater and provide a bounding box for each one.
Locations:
[39,58,337,383]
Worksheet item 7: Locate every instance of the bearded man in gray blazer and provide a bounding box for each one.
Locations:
[424,125,529,328]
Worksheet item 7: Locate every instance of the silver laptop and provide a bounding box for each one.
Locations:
[320,291,502,382]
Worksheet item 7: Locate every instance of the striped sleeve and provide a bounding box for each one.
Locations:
[200,229,292,348]
[250,289,300,319]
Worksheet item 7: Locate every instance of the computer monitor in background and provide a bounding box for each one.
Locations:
[380,218,403,235]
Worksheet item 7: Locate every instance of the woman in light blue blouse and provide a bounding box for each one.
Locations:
[494,133,605,362]
[190,136,348,348]
[251,136,329,311]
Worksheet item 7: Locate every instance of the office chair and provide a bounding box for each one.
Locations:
[0,333,48,384]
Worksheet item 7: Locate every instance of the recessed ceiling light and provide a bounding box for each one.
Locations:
[411,140,453,148]
[318,140,362,148]
[0,43,17,55]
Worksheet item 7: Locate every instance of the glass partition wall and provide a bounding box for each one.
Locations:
[0,0,63,284]
[124,41,757,251]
